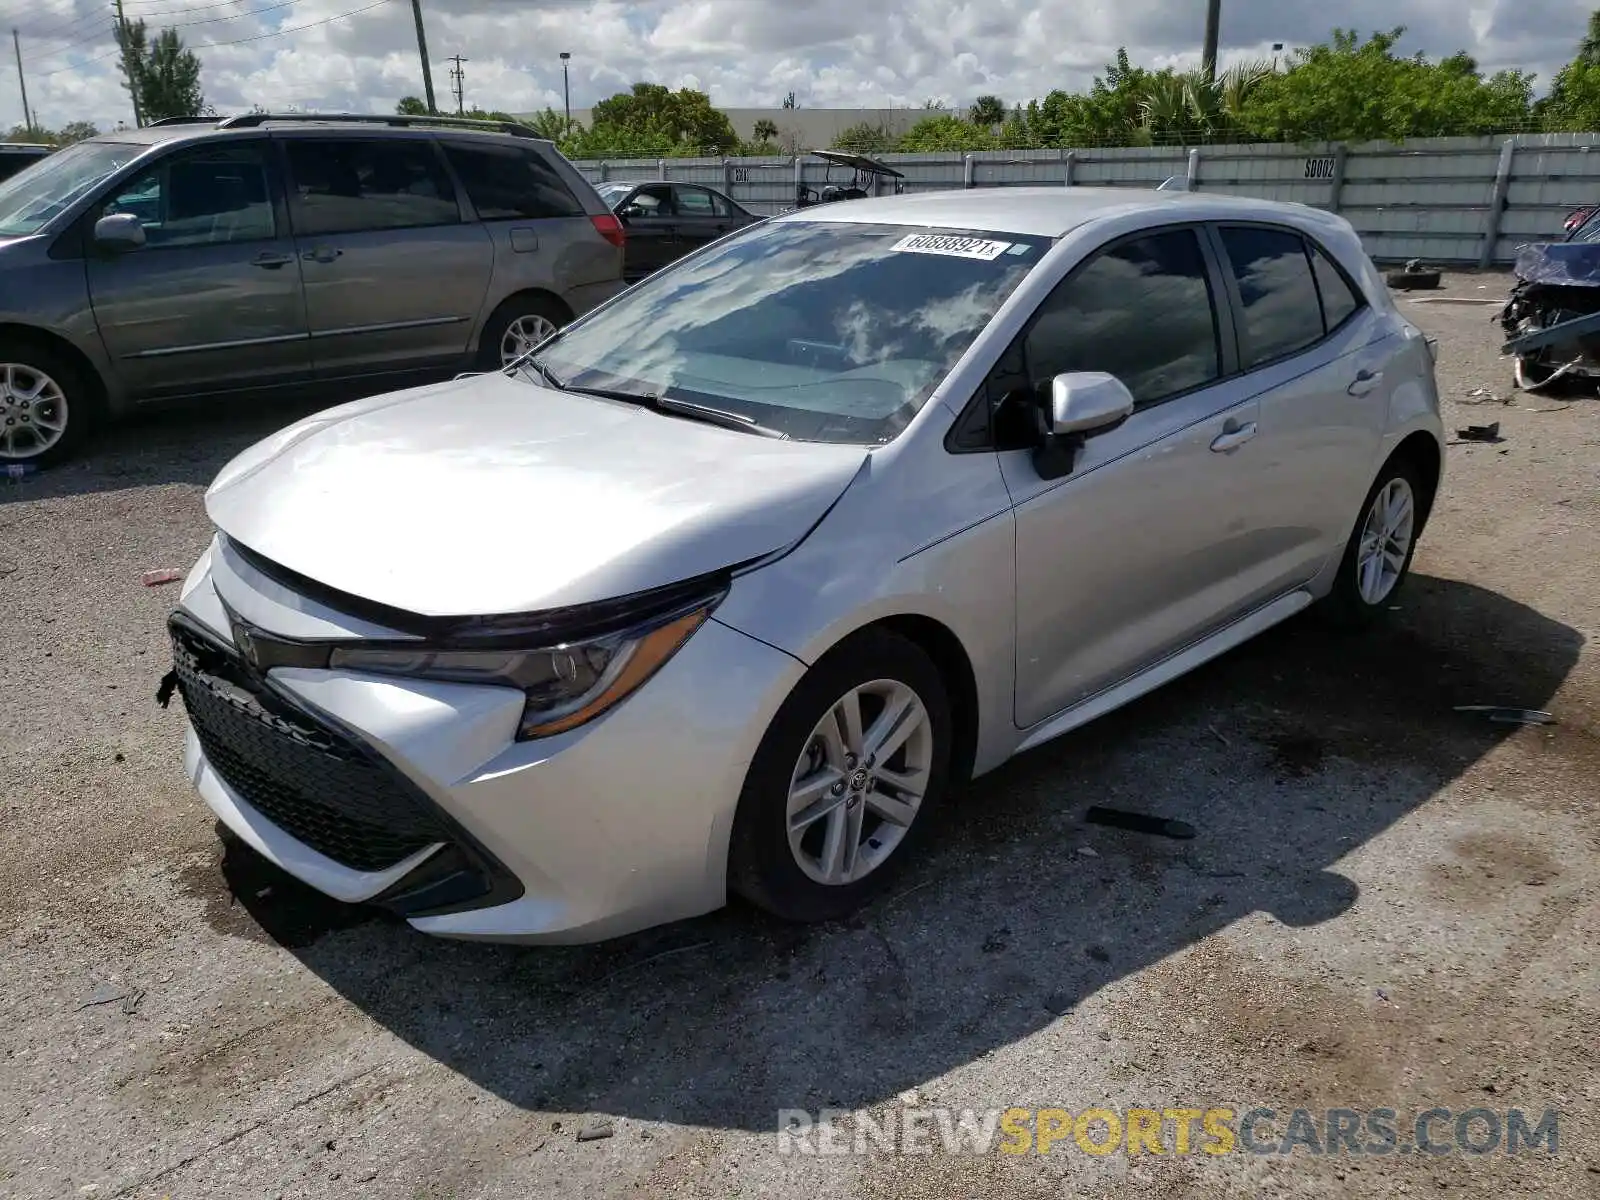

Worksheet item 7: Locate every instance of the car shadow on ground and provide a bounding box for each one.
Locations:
[199,572,1583,1132]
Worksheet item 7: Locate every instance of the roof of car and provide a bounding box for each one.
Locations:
[775,186,1323,238]
[84,115,555,149]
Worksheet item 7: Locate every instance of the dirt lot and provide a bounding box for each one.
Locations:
[1,273,1597,1199]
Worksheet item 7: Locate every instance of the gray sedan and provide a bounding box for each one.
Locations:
[164,186,1444,943]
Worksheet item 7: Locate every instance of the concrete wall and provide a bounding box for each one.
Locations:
[569,133,1600,265]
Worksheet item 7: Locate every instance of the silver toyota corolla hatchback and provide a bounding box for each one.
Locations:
[164,187,1445,943]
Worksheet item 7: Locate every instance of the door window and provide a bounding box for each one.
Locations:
[621,184,674,217]
[1022,228,1221,407]
[675,186,716,216]
[1217,226,1326,368]
[285,138,460,237]
[442,142,585,220]
[98,144,276,247]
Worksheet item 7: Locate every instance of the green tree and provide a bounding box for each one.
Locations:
[968,95,1006,128]
[1237,27,1532,142]
[896,114,994,151]
[752,118,779,142]
[120,24,204,123]
[586,83,739,153]
[57,121,99,145]
[396,96,429,115]
[831,121,894,153]
[1541,11,1600,131]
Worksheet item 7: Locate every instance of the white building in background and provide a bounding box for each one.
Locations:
[520,107,953,148]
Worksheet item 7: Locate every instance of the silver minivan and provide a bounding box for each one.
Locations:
[0,113,626,466]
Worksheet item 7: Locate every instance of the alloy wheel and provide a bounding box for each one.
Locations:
[1355,476,1415,605]
[0,362,68,460]
[500,314,558,367]
[786,678,934,886]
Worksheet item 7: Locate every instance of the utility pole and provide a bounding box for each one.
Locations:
[446,54,467,115]
[112,0,144,128]
[11,30,32,133]
[408,0,437,114]
[1201,0,1222,83]
[559,51,571,136]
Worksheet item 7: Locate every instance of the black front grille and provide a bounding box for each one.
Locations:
[170,619,446,873]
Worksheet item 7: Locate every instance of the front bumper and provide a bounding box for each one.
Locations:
[171,537,805,943]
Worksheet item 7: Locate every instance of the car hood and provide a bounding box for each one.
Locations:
[204,372,869,618]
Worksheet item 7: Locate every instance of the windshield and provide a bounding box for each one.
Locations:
[0,140,143,236]
[536,219,1050,444]
[1569,209,1600,244]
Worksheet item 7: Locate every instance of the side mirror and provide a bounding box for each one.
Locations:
[1033,371,1134,480]
[1047,371,1135,435]
[93,212,145,253]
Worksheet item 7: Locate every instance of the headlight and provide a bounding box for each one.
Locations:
[328,603,713,740]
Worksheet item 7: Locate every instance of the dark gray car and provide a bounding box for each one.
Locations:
[595,180,760,281]
[0,113,626,465]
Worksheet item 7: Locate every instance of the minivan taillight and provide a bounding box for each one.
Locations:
[591,213,626,248]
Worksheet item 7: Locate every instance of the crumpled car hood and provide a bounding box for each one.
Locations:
[205,372,869,618]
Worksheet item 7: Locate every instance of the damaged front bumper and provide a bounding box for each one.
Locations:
[1500,241,1600,384]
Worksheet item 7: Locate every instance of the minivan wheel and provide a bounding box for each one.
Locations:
[0,341,95,467]
[1319,457,1424,629]
[729,629,952,923]
[478,295,569,372]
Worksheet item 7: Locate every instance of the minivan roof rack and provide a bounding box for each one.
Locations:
[145,115,222,127]
[214,111,541,138]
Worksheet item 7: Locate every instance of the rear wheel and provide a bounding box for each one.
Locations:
[477,294,570,373]
[0,340,97,467]
[729,629,952,923]
[1318,457,1424,629]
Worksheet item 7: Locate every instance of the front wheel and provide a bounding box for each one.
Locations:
[0,342,96,468]
[1318,457,1424,629]
[728,629,952,923]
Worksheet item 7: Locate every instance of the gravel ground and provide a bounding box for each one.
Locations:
[2,273,1597,1199]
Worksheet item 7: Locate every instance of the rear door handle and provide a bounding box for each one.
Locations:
[1348,367,1384,396]
[1210,421,1258,453]
[302,246,342,263]
[251,252,294,269]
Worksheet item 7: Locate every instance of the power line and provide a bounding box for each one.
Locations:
[33,0,390,75]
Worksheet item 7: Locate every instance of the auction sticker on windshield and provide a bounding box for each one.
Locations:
[891,233,1014,260]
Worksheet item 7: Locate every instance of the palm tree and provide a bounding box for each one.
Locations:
[753,118,779,142]
[1581,9,1600,64]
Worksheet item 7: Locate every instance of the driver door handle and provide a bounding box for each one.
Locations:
[1348,367,1384,396]
[1210,420,1258,453]
[251,252,294,269]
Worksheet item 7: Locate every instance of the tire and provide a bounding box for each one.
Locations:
[1318,456,1425,630]
[476,294,570,373]
[0,338,98,468]
[728,628,953,924]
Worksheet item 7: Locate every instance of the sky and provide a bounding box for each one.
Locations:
[0,0,1592,135]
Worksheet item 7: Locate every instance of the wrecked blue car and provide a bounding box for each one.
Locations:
[1500,222,1600,389]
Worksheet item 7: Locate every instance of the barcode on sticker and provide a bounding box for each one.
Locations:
[890,233,1013,260]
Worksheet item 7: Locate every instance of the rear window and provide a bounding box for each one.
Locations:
[442,142,586,221]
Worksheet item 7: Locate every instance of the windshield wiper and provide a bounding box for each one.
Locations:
[504,350,565,390]
[652,394,787,438]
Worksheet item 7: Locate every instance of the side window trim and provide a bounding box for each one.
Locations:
[947,220,1236,454]
[89,136,286,252]
[1209,220,1366,375]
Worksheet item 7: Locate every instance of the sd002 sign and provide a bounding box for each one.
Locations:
[1303,155,1337,181]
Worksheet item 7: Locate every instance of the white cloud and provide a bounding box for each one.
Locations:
[2,0,1589,135]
